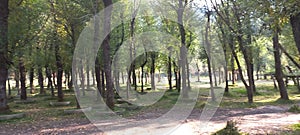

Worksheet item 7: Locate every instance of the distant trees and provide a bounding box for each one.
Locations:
[1,0,300,110]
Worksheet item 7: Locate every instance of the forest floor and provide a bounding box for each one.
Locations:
[0,103,300,135]
[1,79,300,135]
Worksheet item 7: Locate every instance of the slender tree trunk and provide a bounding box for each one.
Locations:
[212,62,218,87]
[278,44,300,69]
[0,0,9,111]
[168,50,172,90]
[15,70,20,95]
[273,29,289,100]
[290,12,300,55]
[0,0,9,109]
[92,70,95,86]
[52,72,57,88]
[231,54,235,85]
[151,53,156,90]
[186,59,191,90]
[196,63,200,82]
[19,59,27,100]
[7,77,11,96]
[38,67,45,94]
[141,67,144,93]
[95,58,103,98]
[103,0,114,109]
[50,0,64,102]
[178,0,188,98]
[87,64,90,90]
[205,11,216,101]
[29,68,34,94]
[79,61,85,96]
[46,67,54,97]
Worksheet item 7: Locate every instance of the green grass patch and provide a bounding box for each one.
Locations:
[213,120,247,135]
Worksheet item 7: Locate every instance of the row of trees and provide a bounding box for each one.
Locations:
[0,0,300,113]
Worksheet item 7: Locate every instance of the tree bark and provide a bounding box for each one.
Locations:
[19,59,27,100]
[0,0,9,112]
[290,12,300,55]
[38,67,45,94]
[103,0,114,109]
[150,53,156,90]
[29,68,34,94]
[273,29,289,100]
[15,70,20,95]
[50,0,64,102]
[168,50,172,90]
[46,66,54,97]
[178,0,188,98]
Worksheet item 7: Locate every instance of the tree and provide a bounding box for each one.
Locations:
[204,10,216,101]
[0,0,9,112]
[290,12,300,55]
[102,0,114,109]
[211,0,255,103]
[50,0,64,102]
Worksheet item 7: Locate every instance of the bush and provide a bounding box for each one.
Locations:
[213,121,242,135]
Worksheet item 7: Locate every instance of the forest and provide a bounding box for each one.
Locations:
[0,0,300,134]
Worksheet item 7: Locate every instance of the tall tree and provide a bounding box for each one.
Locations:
[290,12,300,55]
[0,0,9,112]
[50,0,64,102]
[102,0,114,109]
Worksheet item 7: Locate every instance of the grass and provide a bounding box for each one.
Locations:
[218,85,300,109]
[213,120,246,135]
[1,89,86,124]
[281,123,300,135]
[2,81,300,128]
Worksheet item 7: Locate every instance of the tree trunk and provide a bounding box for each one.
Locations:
[15,70,20,95]
[46,67,54,97]
[0,0,8,111]
[231,54,235,85]
[92,70,95,86]
[205,11,216,101]
[38,67,45,94]
[178,0,188,98]
[79,61,85,96]
[95,57,103,98]
[7,76,11,96]
[29,68,34,94]
[151,53,156,90]
[103,0,114,109]
[273,29,289,100]
[290,12,300,55]
[168,51,172,90]
[212,62,218,87]
[50,0,64,102]
[186,58,191,90]
[19,59,27,100]
[196,63,200,82]
[87,64,90,90]
[0,0,9,108]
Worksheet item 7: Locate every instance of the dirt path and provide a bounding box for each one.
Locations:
[175,104,300,135]
[0,104,300,135]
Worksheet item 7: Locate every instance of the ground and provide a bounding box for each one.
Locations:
[0,104,300,135]
[1,79,300,135]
